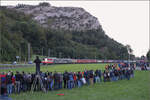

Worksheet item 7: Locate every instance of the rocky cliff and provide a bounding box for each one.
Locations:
[7,2,101,31]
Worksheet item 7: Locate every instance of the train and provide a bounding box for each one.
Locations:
[42,57,136,65]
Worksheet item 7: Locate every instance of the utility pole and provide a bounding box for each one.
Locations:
[42,47,44,56]
[28,43,30,62]
[48,48,50,57]
[0,27,1,63]
[19,47,21,63]
[59,52,62,58]
[0,16,3,63]
[95,52,96,60]
[149,28,150,51]
[129,53,130,67]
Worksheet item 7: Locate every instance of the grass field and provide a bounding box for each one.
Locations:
[0,64,107,73]
[0,64,150,100]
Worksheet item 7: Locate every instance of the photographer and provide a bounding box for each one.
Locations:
[34,56,41,74]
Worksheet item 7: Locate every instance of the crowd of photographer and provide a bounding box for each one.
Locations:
[0,63,135,95]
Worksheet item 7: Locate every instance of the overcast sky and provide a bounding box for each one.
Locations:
[1,0,149,57]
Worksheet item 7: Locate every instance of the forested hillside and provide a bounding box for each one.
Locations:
[0,6,130,62]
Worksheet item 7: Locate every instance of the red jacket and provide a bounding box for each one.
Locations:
[73,74,77,81]
[12,76,15,85]
[0,74,6,85]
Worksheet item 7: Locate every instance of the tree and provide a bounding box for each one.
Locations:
[146,50,150,61]
[0,6,133,61]
[141,55,146,60]
[126,44,134,60]
[39,2,50,6]
[119,47,128,60]
[126,45,133,55]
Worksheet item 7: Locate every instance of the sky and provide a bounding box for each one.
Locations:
[1,0,149,57]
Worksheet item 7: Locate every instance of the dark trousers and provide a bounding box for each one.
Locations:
[64,80,67,88]
[27,82,31,91]
[54,80,59,90]
[1,86,6,95]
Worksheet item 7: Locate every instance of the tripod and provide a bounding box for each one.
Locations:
[31,74,46,93]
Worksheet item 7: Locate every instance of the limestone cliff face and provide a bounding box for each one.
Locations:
[7,3,101,31]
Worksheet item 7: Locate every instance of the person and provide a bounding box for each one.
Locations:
[98,70,102,82]
[53,71,59,90]
[47,72,54,91]
[63,71,68,89]
[89,70,94,85]
[59,73,63,89]
[144,63,148,70]
[0,72,12,100]
[68,72,74,89]
[84,70,90,85]
[0,72,7,95]
[73,72,77,87]
[34,56,42,74]
[6,72,13,94]
[106,70,110,82]
[125,68,130,80]
[114,69,118,81]
[95,70,100,83]
[15,71,22,93]
[11,73,15,93]
[22,71,27,92]
[103,71,107,82]
[43,73,48,90]
[109,70,114,81]
[26,73,32,91]
[77,71,82,87]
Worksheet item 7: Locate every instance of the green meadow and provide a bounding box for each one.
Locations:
[0,64,106,73]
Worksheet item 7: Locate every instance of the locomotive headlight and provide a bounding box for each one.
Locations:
[45,58,48,62]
